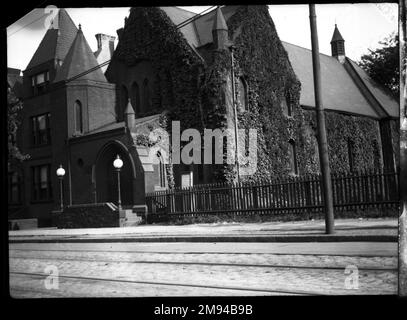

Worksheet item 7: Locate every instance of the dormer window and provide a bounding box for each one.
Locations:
[31,71,49,95]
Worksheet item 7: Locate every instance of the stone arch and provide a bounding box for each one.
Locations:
[95,140,136,206]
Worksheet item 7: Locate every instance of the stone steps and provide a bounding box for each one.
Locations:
[119,205,147,227]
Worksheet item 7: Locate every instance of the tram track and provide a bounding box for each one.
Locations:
[9,254,397,272]
[9,271,318,296]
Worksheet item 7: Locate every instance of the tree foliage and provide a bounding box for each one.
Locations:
[8,87,29,165]
[359,33,399,97]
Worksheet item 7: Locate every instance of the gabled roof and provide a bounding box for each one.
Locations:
[283,42,377,117]
[160,6,240,48]
[282,41,398,118]
[159,7,200,47]
[346,59,399,118]
[25,9,78,71]
[54,27,107,83]
[193,6,239,47]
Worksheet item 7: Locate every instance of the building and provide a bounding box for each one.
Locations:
[8,6,398,226]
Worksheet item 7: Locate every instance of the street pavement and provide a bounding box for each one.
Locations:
[8,219,398,297]
[9,241,397,297]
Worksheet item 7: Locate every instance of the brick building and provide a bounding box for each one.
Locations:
[8,6,398,226]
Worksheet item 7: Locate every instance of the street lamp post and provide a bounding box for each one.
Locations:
[56,164,65,212]
[113,155,123,211]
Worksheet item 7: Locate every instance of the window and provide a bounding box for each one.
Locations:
[143,78,151,112]
[347,138,355,172]
[237,77,248,112]
[8,172,21,204]
[181,172,193,188]
[372,140,381,169]
[157,151,166,188]
[288,140,298,175]
[31,71,49,94]
[31,113,51,146]
[337,41,345,55]
[74,100,83,134]
[282,91,293,117]
[31,164,52,201]
[131,82,140,114]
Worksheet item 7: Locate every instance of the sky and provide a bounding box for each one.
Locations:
[7,4,398,71]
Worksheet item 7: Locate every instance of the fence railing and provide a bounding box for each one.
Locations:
[146,170,399,215]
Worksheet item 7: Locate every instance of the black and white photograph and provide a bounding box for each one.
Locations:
[5,1,407,302]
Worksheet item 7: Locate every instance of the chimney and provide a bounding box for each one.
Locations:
[94,33,116,72]
[124,99,135,129]
[95,33,116,56]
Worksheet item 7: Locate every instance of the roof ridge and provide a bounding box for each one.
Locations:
[343,57,390,118]
[281,41,341,61]
[172,6,199,15]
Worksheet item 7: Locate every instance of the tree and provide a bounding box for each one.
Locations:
[358,33,399,97]
[8,86,29,165]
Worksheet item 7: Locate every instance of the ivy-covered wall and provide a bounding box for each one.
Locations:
[107,5,395,188]
[303,109,383,173]
[106,7,206,188]
[202,5,313,182]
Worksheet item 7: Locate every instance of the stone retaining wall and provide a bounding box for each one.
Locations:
[53,203,119,228]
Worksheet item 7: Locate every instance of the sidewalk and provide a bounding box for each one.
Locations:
[8,218,397,243]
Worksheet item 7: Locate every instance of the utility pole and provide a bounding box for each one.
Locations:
[398,0,407,297]
[230,45,241,183]
[309,4,335,234]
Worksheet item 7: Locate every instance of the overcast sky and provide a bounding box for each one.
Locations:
[7,4,398,71]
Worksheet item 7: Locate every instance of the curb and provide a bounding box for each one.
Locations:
[8,234,397,243]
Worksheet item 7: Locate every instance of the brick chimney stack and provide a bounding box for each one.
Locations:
[94,33,116,72]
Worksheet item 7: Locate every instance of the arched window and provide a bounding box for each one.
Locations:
[347,138,355,172]
[131,82,140,114]
[237,77,248,112]
[143,78,151,113]
[74,100,83,134]
[157,151,166,188]
[120,85,128,121]
[372,140,381,169]
[288,140,298,175]
[282,91,293,117]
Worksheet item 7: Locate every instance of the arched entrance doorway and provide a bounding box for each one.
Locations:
[95,142,134,207]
